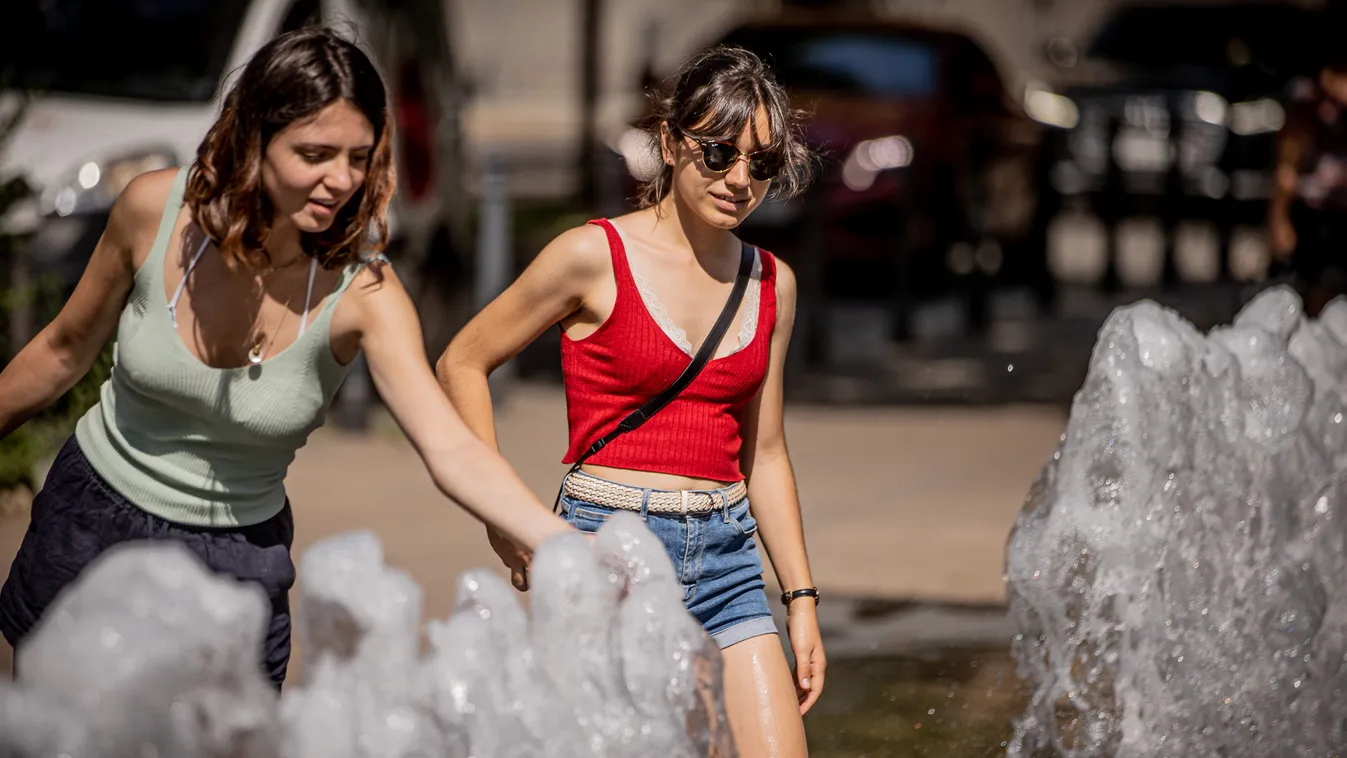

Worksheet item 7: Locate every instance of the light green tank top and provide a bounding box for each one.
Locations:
[75,167,370,527]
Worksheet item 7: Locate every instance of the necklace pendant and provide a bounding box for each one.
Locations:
[248,338,266,365]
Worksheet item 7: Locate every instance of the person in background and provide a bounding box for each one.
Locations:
[1269,50,1347,315]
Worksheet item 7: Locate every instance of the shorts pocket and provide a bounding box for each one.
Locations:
[563,499,613,532]
[729,500,758,537]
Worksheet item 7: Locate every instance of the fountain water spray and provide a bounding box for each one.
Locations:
[1,511,737,757]
[1007,287,1347,758]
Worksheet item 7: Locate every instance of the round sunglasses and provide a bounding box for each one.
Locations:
[685,137,784,182]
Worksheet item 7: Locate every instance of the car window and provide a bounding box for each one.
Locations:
[722,28,939,97]
[792,35,937,96]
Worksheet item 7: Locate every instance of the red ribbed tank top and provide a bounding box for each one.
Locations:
[560,219,777,482]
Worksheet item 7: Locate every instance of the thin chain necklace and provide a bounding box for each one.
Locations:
[247,311,288,365]
[170,239,317,366]
[253,251,307,276]
[245,253,314,365]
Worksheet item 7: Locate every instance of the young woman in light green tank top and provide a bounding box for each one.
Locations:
[0,28,574,686]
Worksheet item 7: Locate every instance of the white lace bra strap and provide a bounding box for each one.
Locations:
[168,238,210,328]
[297,255,318,337]
[736,246,763,350]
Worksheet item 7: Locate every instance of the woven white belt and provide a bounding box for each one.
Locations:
[563,472,747,515]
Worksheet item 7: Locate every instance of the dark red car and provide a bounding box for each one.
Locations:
[616,11,1052,336]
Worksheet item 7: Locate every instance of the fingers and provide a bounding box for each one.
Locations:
[793,648,811,697]
[803,659,826,715]
[794,649,825,716]
[502,548,530,593]
[799,683,823,716]
[490,521,537,593]
[796,660,811,692]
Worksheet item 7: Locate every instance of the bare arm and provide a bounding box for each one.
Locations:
[0,170,166,438]
[740,259,813,594]
[433,223,609,589]
[435,223,610,447]
[351,264,573,551]
[1269,107,1308,258]
[739,258,825,712]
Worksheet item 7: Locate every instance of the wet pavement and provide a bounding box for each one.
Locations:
[805,646,1026,758]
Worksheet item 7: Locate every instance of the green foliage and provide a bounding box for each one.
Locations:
[0,424,41,492]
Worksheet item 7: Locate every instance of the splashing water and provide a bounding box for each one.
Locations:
[1006,286,1347,758]
[0,512,737,757]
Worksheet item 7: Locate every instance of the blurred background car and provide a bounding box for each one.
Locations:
[0,0,467,317]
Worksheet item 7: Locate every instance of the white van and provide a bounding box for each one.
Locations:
[1,0,465,295]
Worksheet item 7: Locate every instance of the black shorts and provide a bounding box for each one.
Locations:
[0,436,296,686]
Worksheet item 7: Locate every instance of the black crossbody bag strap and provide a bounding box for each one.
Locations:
[553,242,755,513]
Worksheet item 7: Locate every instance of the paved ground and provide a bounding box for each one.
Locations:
[0,383,1065,676]
[291,383,1065,607]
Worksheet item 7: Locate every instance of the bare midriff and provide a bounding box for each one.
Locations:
[580,463,740,492]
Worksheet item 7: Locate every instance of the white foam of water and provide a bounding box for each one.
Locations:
[1,512,737,758]
[1007,287,1347,758]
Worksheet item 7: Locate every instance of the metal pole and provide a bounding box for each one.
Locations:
[578,0,603,209]
[788,180,829,379]
[476,150,515,398]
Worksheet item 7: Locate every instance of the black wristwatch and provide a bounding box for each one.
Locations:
[781,587,820,606]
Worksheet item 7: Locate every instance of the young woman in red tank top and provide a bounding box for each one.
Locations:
[437,47,822,754]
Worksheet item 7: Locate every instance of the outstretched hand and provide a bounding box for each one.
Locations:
[487,525,531,591]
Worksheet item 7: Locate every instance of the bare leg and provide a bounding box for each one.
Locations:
[720,634,807,757]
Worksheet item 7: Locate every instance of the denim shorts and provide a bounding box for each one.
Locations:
[0,436,296,687]
[560,477,777,649]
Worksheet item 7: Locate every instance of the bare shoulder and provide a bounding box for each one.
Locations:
[534,222,611,279]
[767,252,797,301]
[328,258,417,360]
[94,166,177,269]
[346,257,410,308]
[763,251,797,332]
[113,167,178,232]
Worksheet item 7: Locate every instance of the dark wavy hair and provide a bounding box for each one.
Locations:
[637,45,815,210]
[185,27,395,269]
